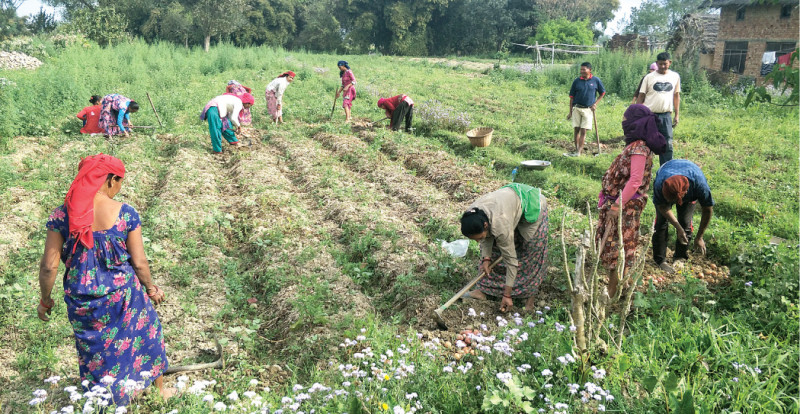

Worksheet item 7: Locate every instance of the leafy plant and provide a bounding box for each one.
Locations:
[745,48,799,107]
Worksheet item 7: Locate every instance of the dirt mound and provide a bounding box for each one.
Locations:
[0,51,42,70]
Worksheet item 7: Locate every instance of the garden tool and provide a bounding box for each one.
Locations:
[433,257,502,330]
[147,92,163,127]
[592,108,601,156]
[369,117,389,126]
[329,89,339,120]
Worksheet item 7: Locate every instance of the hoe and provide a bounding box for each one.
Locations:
[433,257,501,330]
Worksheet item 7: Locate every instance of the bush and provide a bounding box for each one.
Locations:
[532,18,594,47]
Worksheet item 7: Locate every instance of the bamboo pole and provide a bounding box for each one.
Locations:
[146,92,163,128]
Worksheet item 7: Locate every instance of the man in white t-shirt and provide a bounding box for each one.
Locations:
[637,52,681,164]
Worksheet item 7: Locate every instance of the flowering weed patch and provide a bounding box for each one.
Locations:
[414,100,471,132]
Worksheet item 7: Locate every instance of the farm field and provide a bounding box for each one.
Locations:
[0,41,798,413]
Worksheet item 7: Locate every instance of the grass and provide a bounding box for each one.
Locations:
[0,38,797,413]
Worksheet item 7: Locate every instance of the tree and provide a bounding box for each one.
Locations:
[233,0,297,47]
[533,17,594,46]
[0,0,28,40]
[535,0,619,31]
[27,7,57,34]
[295,0,342,52]
[192,0,248,51]
[141,2,193,47]
[69,6,129,46]
[624,0,708,44]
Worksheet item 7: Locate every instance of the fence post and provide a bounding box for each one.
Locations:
[552,40,555,65]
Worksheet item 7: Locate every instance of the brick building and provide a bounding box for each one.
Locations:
[705,0,798,79]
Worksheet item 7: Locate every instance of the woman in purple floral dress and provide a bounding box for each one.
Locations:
[98,94,139,137]
[37,154,169,405]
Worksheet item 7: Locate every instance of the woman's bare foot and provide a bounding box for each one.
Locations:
[154,376,176,400]
[461,289,487,301]
[524,296,536,312]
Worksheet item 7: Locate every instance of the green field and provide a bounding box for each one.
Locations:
[0,40,797,413]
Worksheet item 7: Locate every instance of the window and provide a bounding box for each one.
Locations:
[766,41,797,59]
[722,41,748,73]
[781,5,793,19]
[736,7,745,20]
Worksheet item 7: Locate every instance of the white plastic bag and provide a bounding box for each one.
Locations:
[438,239,470,257]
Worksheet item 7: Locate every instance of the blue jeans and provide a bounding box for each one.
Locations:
[655,112,673,164]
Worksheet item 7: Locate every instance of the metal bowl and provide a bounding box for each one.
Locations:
[520,160,551,170]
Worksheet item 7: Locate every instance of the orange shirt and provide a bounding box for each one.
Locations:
[77,105,103,134]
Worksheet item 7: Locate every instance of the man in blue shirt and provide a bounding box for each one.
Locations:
[566,62,605,156]
[651,160,714,273]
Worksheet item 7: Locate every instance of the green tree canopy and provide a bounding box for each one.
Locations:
[533,17,594,46]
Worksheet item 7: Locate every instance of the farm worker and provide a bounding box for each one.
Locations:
[377,94,414,132]
[98,94,139,137]
[200,93,254,153]
[335,60,356,123]
[460,183,549,312]
[566,62,605,157]
[225,80,254,126]
[596,104,667,297]
[651,159,714,273]
[631,62,657,104]
[265,71,296,124]
[636,52,681,164]
[36,154,171,404]
[76,95,103,134]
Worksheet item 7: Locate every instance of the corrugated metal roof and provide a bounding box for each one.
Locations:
[703,0,796,7]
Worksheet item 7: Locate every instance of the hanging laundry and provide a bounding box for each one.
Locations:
[762,51,776,64]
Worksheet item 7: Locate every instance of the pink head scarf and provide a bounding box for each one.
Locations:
[65,154,126,251]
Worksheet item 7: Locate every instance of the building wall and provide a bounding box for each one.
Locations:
[712,3,799,78]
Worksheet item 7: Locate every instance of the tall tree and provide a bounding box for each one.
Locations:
[294,0,343,52]
[27,7,57,34]
[233,0,297,47]
[535,0,619,31]
[624,0,709,44]
[141,2,193,47]
[0,0,28,40]
[192,0,248,51]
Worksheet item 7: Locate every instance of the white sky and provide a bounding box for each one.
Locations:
[16,0,640,36]
[17,0,58,17]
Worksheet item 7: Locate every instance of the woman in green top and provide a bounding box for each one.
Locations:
[460,184,549,312]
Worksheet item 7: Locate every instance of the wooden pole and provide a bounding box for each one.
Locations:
[551,40,555,66]
[146,92,163,128]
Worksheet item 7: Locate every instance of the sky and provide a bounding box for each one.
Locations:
[16,0,640,35]
[17,0,57,17]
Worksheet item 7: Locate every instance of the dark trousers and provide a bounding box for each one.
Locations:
[652,202,695,264]
[390,101,413,132]
[655,112,673,164]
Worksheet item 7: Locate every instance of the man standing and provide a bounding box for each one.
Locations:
[637,52,681,164]
[566,62,605,157]
[651,159,714,273]
[632,62,657,104]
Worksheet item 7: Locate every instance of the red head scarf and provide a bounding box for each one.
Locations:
[377,98,388,109]
[279,71,296,78]
[239,93,255,105]
[65,154,126,251]
[662,175,689,205]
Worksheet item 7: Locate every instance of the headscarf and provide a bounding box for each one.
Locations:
[279,71,296,78]
[649,62,658,71]
[228,80,241,86]
[338,60,350,77]
[64,154,126,251]
[239,93,255,105]
[662,175,689,205]
[377,98,389,109]
[622,104,666,155]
